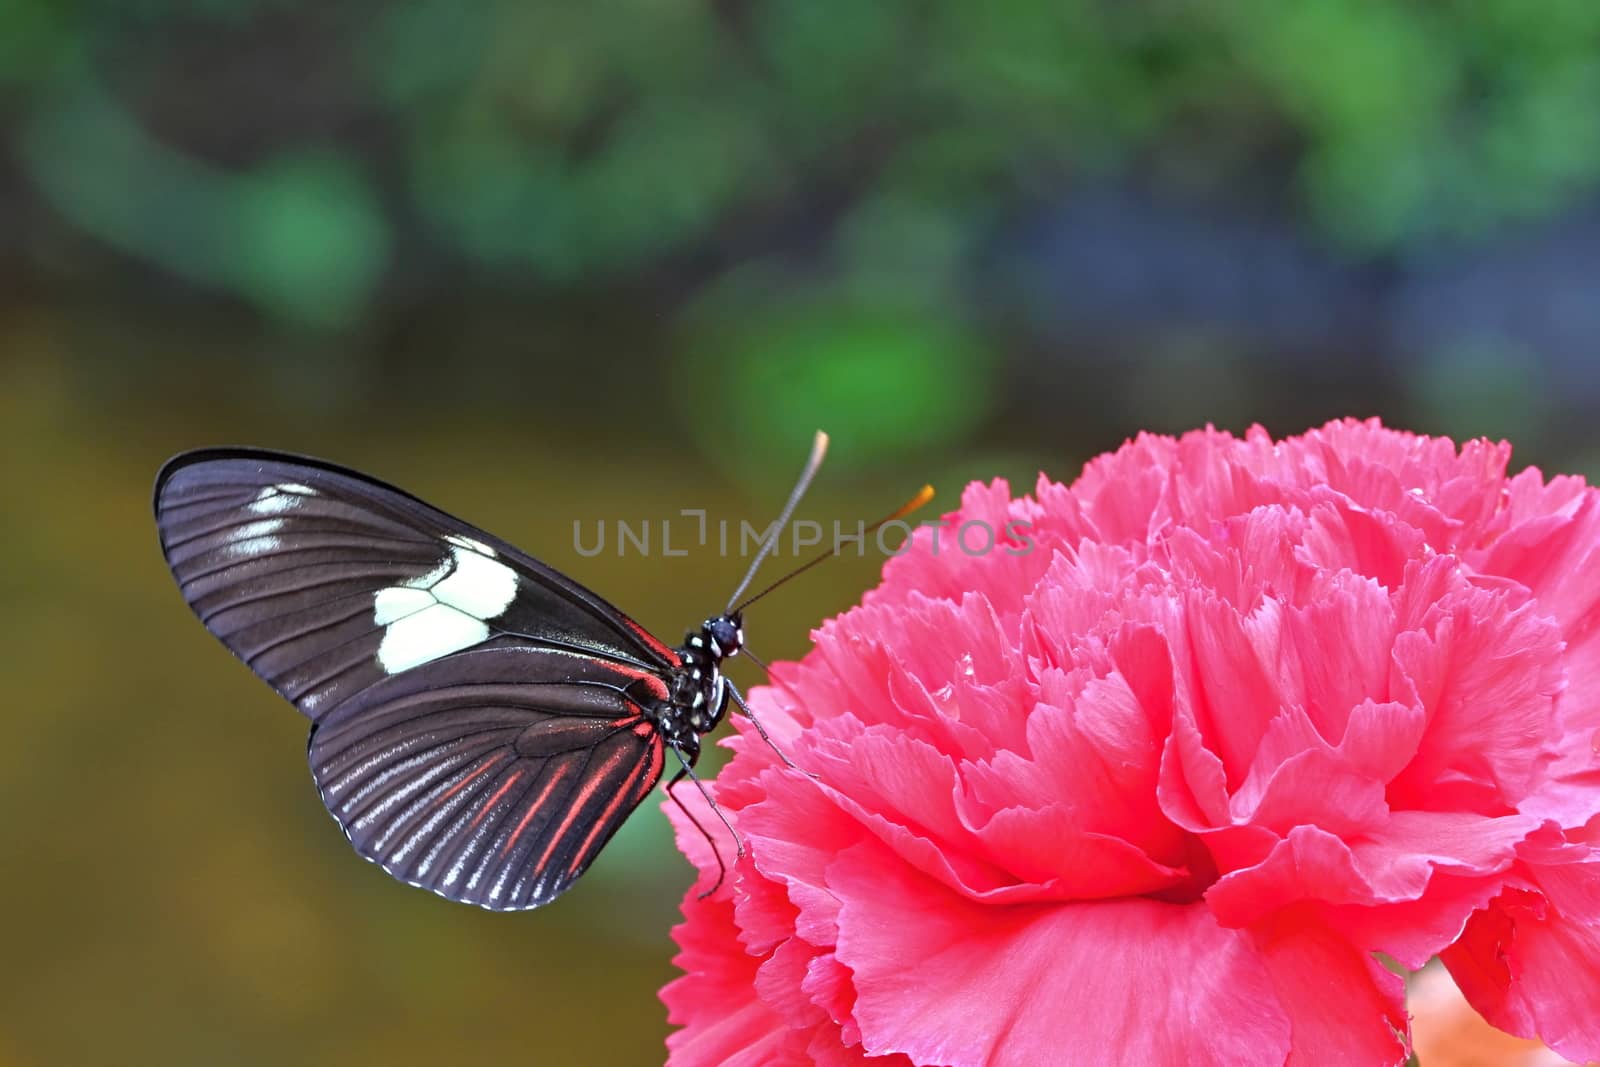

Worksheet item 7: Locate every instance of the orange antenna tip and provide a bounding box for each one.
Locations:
[889,484,935,523]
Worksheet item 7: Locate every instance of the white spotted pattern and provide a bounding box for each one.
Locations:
[223,517,285,558]
[247,482,317,516]
[373,538,518,674]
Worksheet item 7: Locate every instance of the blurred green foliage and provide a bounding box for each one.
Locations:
[10,0,1600,478]
[11,0,1600,311]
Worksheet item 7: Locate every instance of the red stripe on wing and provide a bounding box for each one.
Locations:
[500,761,578,858]
[603,662,671,702]
[623,617,681,667]
[564,749,658,876]
[528,744,634,875]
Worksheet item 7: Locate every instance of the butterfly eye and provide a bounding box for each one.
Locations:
[707,616,741,657]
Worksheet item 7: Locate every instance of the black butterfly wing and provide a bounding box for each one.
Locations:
[154,448,682,909]
[309,646,667,910]
[154,448,681,720]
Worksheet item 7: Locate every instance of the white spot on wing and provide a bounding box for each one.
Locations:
[373,586,435,626]
[246,482,318,516]
[378,604,489,673]
[234,518,284,539]
[407,556,454,590]
[248,490,295,515]
[372,539,518,673]
[432,550,518,618]
[223,518,284,557]
[226,535,283,557]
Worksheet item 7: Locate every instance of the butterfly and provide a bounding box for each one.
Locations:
[153,433,855,911]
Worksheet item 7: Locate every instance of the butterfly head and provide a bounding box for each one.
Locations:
[705,612,744,660]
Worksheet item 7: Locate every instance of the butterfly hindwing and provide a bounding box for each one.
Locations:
[154,449,680,719]
[308,646,667,910]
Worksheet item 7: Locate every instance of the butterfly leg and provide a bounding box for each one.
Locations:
[724,678,802,772]
[666,747,743,899]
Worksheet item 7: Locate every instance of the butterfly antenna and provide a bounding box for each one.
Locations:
[729,482,934,615]
[739,645,775,676]
[737,646,805,709]
[724,430,831,615]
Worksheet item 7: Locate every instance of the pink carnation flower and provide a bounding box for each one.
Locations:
[661,420,1600,1066]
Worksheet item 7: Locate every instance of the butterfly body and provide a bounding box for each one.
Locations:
[658,614,744,764]
[155,449,759,911]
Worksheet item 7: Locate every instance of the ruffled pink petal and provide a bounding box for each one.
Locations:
[1160,511,1309,610]
[1231,745,1389,838]
[754,934,829,1030]
[1022,544,1142,668]
[1388,584,1564,814]
[1179,590,1287,787]
[1283,419,1511,546]
[1207,813,1537,929]
[1473,488,1600,822]
[1252,915,1410,1066]
[871,480,1054,621]
[960,670,1182,866]
[1443,850,1600,1063]
[731,863,800,958]
[800,952,859,1043]
[971,802,1191,897]
[800,716,993,879]
[829,841,1292,1067]
[1068,433,1178,546]
[739,769,866,946]
[1240,565,1395,734]
[1322,871,1506,969]
[1157,695,1235,832]
[1300,495,1423,589]
[664,894,799,1067]
[1347,811,1540,890]
[805,1030,916,1067]
[777,717,1078,905]
[1335,698,1428,785]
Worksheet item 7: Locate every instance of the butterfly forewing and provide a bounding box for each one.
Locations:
[154,449,681,908]
[155,450,679,719]
[309,647,666,910]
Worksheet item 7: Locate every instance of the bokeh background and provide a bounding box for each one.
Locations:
[5,3,1600,1064]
